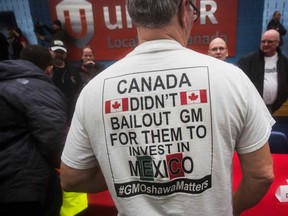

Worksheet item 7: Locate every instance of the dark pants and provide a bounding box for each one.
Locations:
[43,169,63,216]
[0,169,62,216]
[0,202,43,216]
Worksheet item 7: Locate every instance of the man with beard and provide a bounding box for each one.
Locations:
[49,40,82,125]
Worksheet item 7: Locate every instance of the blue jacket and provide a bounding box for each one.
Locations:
[0,60,67,205]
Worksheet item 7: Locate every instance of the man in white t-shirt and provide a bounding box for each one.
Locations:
[60,1,275,215]
[237,29,288,114]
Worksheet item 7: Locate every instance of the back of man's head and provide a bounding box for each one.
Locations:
[20,45,52,71]
[126,0,179,28]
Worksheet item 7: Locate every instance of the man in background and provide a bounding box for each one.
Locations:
[36,19,67,44]
[60,1,274,215]
[7,26,29,59]
[267,11,287,46]
[0,45,67,215]
[49,40,82,125]
[237,29,288,114]
[76,45,105,89]
[208,37,228,61]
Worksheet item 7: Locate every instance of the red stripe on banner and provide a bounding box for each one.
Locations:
[180,92,187,105]
[105,101,111,114]
[122,98,129,111]
[200,90,207,103]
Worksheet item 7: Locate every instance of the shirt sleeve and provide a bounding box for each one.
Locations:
[235,73,275,154]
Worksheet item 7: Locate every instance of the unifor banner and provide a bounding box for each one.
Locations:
[48,0,238,60]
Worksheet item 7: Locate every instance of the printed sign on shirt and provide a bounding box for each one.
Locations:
[103,67,212,198]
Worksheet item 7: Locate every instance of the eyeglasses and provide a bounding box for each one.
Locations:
[189,0,200,21]
[261,40,278,44]
[210,47,226,52]
[179,0,200,22]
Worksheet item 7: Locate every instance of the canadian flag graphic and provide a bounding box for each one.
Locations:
[180,89,207,105]
[105,98,129,114]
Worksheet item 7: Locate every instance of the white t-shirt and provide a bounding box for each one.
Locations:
[62,40,274,216]
[263,53,278,105]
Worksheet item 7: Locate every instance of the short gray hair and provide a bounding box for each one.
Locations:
[126,0,181,28]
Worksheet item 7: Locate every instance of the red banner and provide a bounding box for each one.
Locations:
[48,0,238,61]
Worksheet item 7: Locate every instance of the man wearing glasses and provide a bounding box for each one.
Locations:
[208,37,229,61]
[237,29,288,114]
[61,1,274,215]
[208,37,228,61]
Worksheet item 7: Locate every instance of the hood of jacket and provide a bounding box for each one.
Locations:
[0,60,52,83]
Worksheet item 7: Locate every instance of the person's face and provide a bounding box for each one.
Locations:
[53,24,61,30]
[274,12,281,21]
[208,39,228,61]
[82,48,95,64]
[260,33,279,57]
[50,49,67,65]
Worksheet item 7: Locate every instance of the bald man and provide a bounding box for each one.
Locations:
[237,29,288,113]
[208,37,228,61]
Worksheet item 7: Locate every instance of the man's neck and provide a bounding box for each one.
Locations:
[137,17,189,47]
[264,51,277,58]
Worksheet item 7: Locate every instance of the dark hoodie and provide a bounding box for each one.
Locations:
[0,60,67,212]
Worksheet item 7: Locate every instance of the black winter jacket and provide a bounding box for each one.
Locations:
[0,60,67,205]
[236,49,288,114]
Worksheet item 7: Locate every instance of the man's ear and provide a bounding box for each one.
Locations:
[178,0,189,28]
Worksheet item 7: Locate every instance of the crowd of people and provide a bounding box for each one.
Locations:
[0,1,287,216]
[0,18,106,216]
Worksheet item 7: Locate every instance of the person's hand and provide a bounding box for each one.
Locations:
[85,61,95,66]
[85,61,95,69]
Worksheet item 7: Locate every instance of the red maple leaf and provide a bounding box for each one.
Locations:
[112,101,121,109]
[188,93,198,101]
